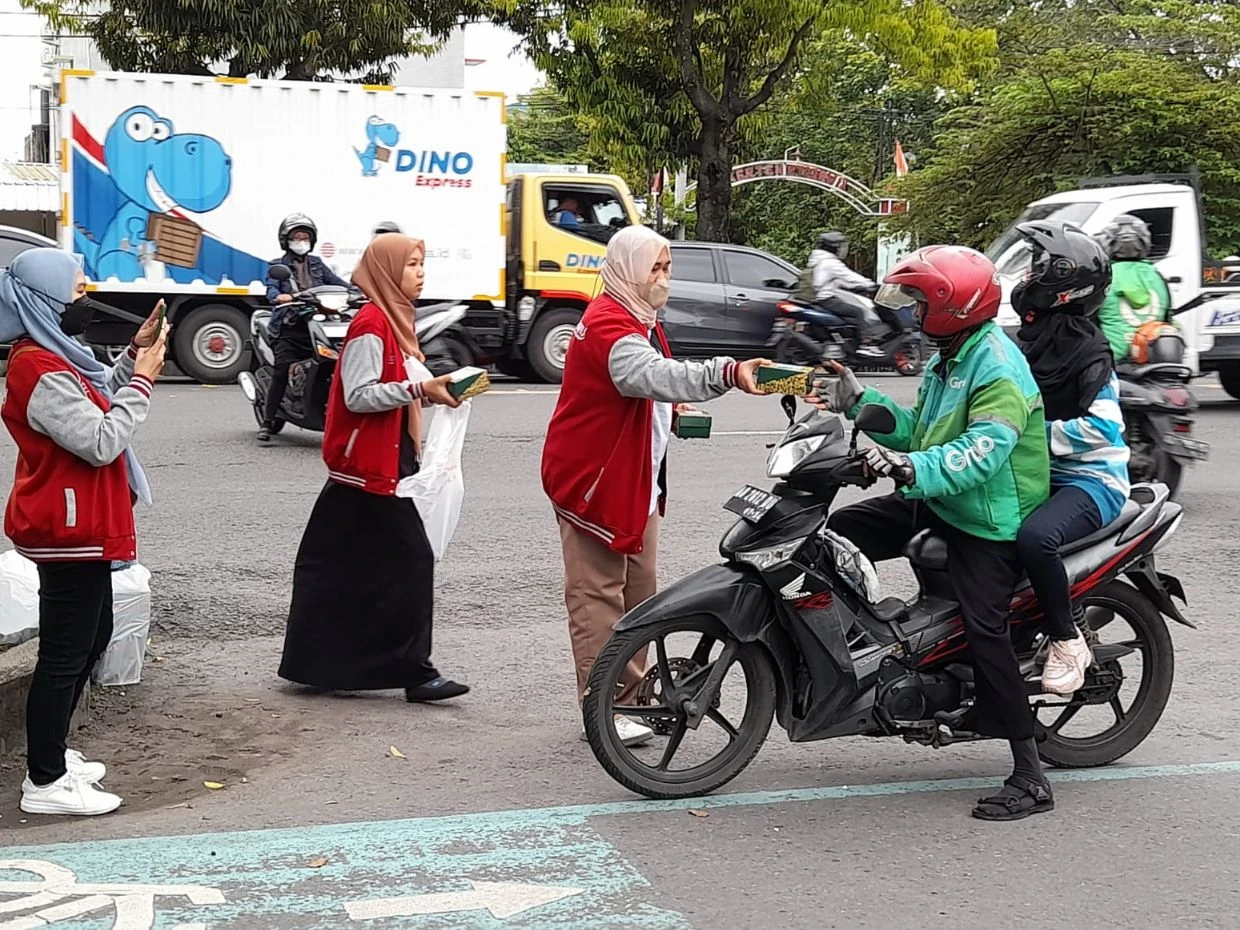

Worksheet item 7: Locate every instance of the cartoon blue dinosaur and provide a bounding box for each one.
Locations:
[74,106,234,282]
[355,116,400,177]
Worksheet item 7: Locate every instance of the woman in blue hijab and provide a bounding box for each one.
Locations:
[0,247,166,817]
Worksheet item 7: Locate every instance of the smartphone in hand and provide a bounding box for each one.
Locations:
[152,299,167,342]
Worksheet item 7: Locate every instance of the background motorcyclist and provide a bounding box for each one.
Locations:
[809,245,1054,821]
[1093,214,1173,361]
[372,220,402,238]
[259,213,350,443]
[807,231,883,358]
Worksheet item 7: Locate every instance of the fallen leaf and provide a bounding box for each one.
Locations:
[308,857,329,869]
[687,809,710,818]
[203,781,225,790]
[325,800,339,805]
[388,746,407,759]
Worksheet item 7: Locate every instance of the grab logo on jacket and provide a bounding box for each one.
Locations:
[945,435,995,472]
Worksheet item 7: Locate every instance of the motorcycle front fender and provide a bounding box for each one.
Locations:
[615,563,798,717]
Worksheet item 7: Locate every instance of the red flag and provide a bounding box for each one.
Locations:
[894,140,909,178]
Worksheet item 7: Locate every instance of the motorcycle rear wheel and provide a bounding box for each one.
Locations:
[583,615,777,800]
[1126,422,1184,497]
[1036,579,1174,769]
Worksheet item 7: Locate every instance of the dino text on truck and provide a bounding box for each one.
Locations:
[58,69,639,384]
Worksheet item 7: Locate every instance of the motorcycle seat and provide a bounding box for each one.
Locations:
[903,497,1144,574]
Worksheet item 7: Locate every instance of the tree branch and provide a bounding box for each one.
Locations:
[672,0,722,119]
[736,16,817,117]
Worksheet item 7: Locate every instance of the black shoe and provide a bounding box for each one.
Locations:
[257,426,271,442]
[405,677,470,703]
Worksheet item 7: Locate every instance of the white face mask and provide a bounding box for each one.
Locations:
[639,280,670,312]
[289,241,311,256]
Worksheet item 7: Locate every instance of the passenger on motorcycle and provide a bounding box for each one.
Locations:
[1093,214,1173,361]
[807,231,883,358]
[809,245,1056,821]
[258,213,351,442]
[1011,221,1131,695]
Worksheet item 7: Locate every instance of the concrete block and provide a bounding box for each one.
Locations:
[0,638,91,757]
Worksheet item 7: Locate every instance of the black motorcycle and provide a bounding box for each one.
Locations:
[769,290,924,376]
[583,398,1189,800]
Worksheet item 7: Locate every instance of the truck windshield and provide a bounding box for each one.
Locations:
[985,202,1099,274]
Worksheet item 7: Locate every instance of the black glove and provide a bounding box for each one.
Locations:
[863,446,915,487]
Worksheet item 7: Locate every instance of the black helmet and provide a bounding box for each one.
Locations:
[817,231,848,259]
[1011,220,1111,319]
[278,213,318,251]
[373,220,402,236]
[1095,214,1152,261]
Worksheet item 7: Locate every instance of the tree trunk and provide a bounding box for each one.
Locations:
[695,118,734,242]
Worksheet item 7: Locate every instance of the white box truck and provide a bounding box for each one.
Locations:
[57,69,507,383]
[988,171,1240,398]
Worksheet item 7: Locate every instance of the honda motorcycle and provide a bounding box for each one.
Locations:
[583,397,1189,800]
[769,291,923,376]
[238,263,475,434]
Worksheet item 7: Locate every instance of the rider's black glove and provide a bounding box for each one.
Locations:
[863,446,915,487]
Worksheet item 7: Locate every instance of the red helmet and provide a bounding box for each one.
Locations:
[876,245,1001,338]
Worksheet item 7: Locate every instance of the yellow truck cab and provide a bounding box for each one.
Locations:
[499,172,641,382]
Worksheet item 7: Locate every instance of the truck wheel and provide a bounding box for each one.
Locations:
[527,307,581,384]
[1218,363,1240,400]
[173,304,251,384]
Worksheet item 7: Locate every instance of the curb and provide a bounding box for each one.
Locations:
[0,638,90,757]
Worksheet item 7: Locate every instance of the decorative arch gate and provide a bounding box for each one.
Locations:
[682,159,907,216]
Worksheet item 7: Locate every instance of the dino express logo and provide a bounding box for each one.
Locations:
[354,116,474,188]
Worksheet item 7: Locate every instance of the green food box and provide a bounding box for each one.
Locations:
[447,366,491,399]
[672,411,712,439]
[755,363,814,396]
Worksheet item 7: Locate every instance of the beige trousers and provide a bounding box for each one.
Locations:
[558,513,659,705]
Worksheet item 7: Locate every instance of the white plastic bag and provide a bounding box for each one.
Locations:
[818,528,883,603]
[397,358,471,560]
[93,563,152,686]
[0,549,40,646]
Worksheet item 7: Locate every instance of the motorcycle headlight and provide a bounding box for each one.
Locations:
[734,540,803,571]
[318,293,348,312]
[767,435,826,478]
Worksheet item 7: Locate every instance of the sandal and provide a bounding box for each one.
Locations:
[972,776,1055,821]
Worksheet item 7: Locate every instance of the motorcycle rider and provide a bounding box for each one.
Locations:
[809,245,1055,821]
[1093,214,1173,361]
[1011,220,1130,695]
[807,231,883,358]
[258,214,350,442]
[372,220,402,238]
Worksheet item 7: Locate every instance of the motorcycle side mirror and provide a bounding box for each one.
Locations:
[780,394,798,425]
[851,403,896,453]
[268,263,292,282]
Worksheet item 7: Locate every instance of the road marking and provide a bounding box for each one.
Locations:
[489,388,560,395]
[346,880,583,921]
[714,430,783,436]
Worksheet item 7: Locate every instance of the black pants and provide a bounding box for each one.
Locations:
[817,296,874,341]
[264,335,313,427]
[827,494,1033,741]
[1016,486,1103,641]
[27,561,113,786]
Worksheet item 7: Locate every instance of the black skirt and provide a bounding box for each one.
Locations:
[278,481,438,690]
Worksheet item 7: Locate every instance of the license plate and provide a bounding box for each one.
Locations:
[724,485,780,523]
[1165,434,1210,461]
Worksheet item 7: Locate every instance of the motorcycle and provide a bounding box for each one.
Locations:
[583,396,1189,800]
[1116,325,1209,498]
[768,290,924,376]
[238,263,476,435]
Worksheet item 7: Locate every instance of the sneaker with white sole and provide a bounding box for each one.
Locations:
[580,715,655,748]
[21,772,122,816]
[65,748,106,783]
[1042,633,1093,695]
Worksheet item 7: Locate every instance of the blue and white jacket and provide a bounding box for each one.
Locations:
[1047,372,1130,523]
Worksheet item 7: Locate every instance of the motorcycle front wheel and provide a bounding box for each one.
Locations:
[583,615,777,800]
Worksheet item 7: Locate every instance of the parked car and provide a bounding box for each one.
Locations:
[664,242,800,359]
[0,225,56,270]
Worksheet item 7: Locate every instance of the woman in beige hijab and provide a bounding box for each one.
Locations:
[279,234,471,704]
[542,224,769,746]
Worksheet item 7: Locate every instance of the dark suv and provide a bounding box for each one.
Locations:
[664,241,799,359]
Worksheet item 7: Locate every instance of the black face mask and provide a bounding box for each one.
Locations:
[59,296,104,337]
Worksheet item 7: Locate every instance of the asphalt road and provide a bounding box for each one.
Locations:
[0,372,1238,929]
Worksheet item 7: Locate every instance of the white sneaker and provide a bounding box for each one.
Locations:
[65,748,106,783]
[580,715,655,748]
[1042,633,1093,695]
[21,772,122,816]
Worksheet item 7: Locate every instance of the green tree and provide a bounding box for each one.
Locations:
[507,85,592,167]
[498,0,993,242]
[893,0,1240,255]
[23,0,489,81]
